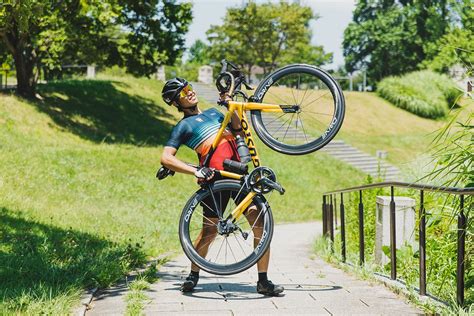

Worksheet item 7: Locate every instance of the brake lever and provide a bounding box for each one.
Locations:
[156,165,175,180]
[243,81,254,91]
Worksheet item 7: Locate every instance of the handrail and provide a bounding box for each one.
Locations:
[324,181,474,195]
[321,181,471,308]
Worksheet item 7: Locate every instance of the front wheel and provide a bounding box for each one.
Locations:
[251,64,345,155]
[179,180,274,275]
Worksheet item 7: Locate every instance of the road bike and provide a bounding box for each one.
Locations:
[158,60,345,275]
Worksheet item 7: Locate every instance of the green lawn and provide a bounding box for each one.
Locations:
[0,74,366,313]
[338,92,472,167]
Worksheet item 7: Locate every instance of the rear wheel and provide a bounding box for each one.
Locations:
[179,180,274,275]
[251,64,345,155]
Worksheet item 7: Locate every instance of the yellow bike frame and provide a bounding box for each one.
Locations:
[210,101,284,168]
[208,100,283,222]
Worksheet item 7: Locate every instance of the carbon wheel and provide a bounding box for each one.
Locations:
[179,180,274,275]
[251,64,345,155]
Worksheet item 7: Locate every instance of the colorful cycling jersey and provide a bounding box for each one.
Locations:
[165,108,225,150]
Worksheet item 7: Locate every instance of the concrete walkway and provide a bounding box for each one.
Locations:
[87,222,422,315]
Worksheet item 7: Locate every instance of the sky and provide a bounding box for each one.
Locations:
[185,0,357,70]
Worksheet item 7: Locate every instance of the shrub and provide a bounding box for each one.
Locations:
[377,70,463,119]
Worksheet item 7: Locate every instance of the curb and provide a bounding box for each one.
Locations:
[82,252,175,315]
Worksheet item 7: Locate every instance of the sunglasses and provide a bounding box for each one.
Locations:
[179,84,194,98]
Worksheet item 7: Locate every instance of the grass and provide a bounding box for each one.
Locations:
[0,73,366,313]
[258,83,472,172]
[314,185,473,313]
[377,70,464,119]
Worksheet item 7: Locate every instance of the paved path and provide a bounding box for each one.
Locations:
[191,82,401,181]
[87,222,422,315]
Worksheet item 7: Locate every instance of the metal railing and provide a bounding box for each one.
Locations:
[322,181,473,306]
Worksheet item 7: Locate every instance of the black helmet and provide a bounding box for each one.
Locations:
[162,77,188,105]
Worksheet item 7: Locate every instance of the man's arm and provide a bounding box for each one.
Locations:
[161,146,215,180]
[161,146,196,175]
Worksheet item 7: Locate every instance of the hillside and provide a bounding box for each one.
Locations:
[0,74,365,313]
[337,91,472,170]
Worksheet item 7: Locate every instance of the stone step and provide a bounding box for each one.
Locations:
[331,152,373,159]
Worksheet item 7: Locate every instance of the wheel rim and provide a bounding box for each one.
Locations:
[253,66,343,153]
[181,183,272,275]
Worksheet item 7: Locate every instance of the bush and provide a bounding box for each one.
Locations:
[377,70,463,119]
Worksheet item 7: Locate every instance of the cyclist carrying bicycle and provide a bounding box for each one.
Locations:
[160,77,284,296]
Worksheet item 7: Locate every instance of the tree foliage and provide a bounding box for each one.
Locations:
[343,0,456,83]
[0,0,192,97]
[206,1,332,77]
[187,39,210,65]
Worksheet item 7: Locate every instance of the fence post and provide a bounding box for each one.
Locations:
[419,190,427,296]
[329,195,334,246]
[390,186,397,280]
[358,190,365,265]
[340,193,346,263]
[322,195,326,236]
[457,195,466,306]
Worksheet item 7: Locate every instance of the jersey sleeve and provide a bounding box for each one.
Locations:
[165,121,190,149]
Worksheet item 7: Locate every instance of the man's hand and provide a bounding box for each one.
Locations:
[219,92,232,102]
[194,167,215,181]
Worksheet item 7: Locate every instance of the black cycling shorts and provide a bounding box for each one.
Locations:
[200,187,249,218]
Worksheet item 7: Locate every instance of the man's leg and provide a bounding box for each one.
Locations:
[191,216,219,271]
[182,215,218,292]
[244,206,284,296]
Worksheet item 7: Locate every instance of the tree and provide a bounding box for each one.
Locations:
[0,0,192,97]
[423,0,474,72]
[188,39,210,65]
[343,0,454,83]
[206,1,332,78]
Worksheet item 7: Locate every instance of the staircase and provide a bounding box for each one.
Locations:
[192,82,401,181]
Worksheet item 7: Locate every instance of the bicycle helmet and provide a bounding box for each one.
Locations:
[162,77,188,105]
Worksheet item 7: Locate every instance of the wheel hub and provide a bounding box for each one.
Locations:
[217,219,236,236]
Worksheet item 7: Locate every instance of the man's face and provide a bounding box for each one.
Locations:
[176,84,198,108]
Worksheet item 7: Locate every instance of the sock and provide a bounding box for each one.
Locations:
[190,270,199,278]
[258,272,268,283]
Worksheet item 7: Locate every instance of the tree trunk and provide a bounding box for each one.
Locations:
[14,50,36,98]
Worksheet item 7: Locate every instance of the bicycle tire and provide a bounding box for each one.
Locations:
[179,180,274,275]
[251,64,345,155]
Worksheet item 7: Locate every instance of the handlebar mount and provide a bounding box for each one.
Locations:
[216,59,253,97]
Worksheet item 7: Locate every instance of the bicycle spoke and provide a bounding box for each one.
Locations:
[298,113,309,144]
[272,114,295,138]
[301,109,334,117]
[200,200,220,218]
[296,74,301,105]
[299,111,331,129]
[282,113,295,141]
[266,89,292,106]
[234,234,248,256]
[262,112,287,126]
[300,90,331,109]
[209,186,221,218]
[214,237,226,263]
[226,237,239,263]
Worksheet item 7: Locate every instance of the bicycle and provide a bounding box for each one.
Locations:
[158,60,345,275]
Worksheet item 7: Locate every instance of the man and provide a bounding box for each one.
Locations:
[160,77,284,296]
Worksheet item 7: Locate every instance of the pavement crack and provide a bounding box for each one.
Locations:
[359,298,370,307]
[271,300,279,309]
[323,307,333,315]
[308,293,317,301]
